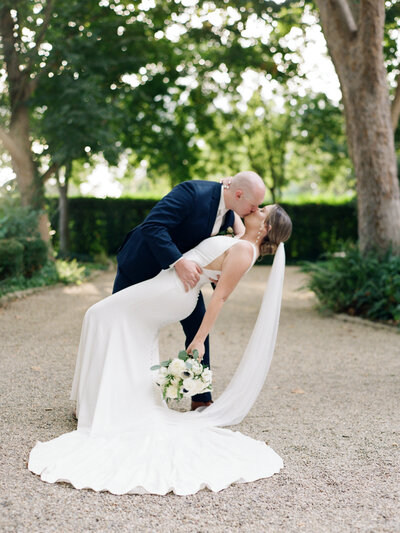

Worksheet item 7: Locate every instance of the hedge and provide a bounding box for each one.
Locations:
[0,239,24,279]
[20,238,48,277]
[48,198,358,263]
[0,238,48,280]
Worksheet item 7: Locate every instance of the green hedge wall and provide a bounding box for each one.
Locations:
[281,202,357,262]
[48,198,358,263]
[20,238,48,277]
[0,239,24,279]
[0,237,48,280]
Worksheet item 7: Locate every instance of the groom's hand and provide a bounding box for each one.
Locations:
[175,258,203,292]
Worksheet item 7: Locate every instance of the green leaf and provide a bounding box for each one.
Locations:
[160,359,171,367]
[178,350,188,360]
[150,364,161,371]
[192,349,199,360]
[185,361,192,369]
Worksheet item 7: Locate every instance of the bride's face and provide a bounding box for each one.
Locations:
[244,205,274,230]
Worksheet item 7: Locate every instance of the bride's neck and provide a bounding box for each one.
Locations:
[240,230,260,250]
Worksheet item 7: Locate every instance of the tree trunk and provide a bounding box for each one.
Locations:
[316,0,400,254]
[8,104,51,244]
[56,165,71,256]
[268,187,276,204]
[0,5,51,244]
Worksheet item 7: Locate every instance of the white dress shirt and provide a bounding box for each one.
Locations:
[211,185,227,236]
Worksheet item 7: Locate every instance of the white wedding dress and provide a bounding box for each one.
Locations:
[28,236,285,495]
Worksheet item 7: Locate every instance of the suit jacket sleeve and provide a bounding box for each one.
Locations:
[140,182,195,270]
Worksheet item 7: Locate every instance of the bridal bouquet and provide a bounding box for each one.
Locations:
[151,350,212,402]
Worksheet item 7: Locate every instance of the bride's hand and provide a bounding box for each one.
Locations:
[187,340,205,362]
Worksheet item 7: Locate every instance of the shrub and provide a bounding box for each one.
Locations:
[0,203,42,239]
[302,244,400,326]
[55,259,87,285]
[19,238,48,277]
[0,239,24,279]
[0,202,48,279]
[0,261,58,298]
[0,258,106,297]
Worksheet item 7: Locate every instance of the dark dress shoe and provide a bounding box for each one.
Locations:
[191,400,214,411]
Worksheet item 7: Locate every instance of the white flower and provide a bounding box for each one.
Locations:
[168,358,186,377]
[152,352,212,402]
[182,377,207,396]
[193,379,208,394]
[191,360,203,375]
[180,367,194,379]
[201,368,212,385]
[165,384,179,399]
[156,374,168,387]
[155,366,170,386]
[171,376,182,387]
[179,384,188,396]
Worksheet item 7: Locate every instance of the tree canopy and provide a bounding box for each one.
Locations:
[0,0,399,252]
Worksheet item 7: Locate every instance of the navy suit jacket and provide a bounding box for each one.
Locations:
[116,180,235,284]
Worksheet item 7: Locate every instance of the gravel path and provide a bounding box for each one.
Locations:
[0,266,399,533]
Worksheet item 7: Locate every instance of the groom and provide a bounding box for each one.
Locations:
[113,171,266,409]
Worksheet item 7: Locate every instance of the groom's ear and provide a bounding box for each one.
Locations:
[235,189,243,200]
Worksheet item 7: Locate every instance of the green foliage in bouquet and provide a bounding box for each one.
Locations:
[302,244,400,327]
[151,350,212,403]
[150,349,200,372]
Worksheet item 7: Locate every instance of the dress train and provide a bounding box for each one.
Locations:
[28,237,285,495]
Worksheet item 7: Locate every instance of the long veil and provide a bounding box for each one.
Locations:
[28,242,286,495]
[182,242,286,428]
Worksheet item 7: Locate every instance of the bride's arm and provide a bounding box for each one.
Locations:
[187,241,254,359]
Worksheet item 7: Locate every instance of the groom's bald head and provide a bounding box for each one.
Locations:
[224,171,265,216]
[231,171,265,200]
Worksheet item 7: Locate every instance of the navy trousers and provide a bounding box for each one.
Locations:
[112,266,212,403]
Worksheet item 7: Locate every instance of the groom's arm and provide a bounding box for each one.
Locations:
[140,181,195,270]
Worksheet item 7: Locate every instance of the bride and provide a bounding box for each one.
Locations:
[28,204,292,496]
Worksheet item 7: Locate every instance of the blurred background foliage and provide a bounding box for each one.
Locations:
[46,196,358,263]
[0,0,399,324]
[1,0,358,203]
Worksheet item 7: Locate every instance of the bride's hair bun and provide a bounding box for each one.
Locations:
[259,205,292,257]
[260,240,278,256]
